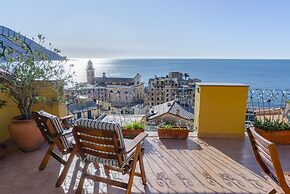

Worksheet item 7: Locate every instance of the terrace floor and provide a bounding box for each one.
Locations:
[0,132,290,194]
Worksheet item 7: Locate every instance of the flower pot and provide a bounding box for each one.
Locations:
[158,128,189,139]
[122,129,144,139]
[8,118,44,152]
[255,128,290,144]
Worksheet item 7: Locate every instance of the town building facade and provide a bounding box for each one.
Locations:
[145,72,201,108]
[86,60,145,107]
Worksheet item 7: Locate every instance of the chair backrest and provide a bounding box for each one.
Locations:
[73,118,126,168]
[33,111,71,152]
[247,128,290,193]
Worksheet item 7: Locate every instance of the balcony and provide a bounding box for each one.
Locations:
[0,82,289,194]
[1,132,289,194]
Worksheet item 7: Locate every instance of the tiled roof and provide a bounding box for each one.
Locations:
[101,114,145,126]
[95,77,134,84]
[148,100,194,120]
[68,101,98,114]
[0,26,63,61]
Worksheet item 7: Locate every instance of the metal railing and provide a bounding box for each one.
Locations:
[246,89,290,127]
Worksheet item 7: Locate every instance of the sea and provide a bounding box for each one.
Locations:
[66,58,290,89]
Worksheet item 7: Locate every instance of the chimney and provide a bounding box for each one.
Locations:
[176,109,180,115]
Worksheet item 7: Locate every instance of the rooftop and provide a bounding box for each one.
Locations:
[95,77,135,84]
[1,132,289,194]
[101,114,145,125]
[149,100,194,120]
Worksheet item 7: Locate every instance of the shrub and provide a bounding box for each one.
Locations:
[158,121,187,130]
[254,118,290,131]
[0,34,74,119]
[123,121,145,130]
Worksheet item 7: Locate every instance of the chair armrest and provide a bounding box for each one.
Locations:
[54,129,72,138]
[120,132,148,155]
[62,128,72,136]
[60,115,74,121]
[60,115,74,129]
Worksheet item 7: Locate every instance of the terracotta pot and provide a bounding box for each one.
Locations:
[255,128,290,144]
[8,118,44,152]
[158,128,189,139]
[122,129,144,139]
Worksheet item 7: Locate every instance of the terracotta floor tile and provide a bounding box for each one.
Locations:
[1,132,288,193]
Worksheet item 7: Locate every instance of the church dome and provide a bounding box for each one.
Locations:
[87,60,93,69]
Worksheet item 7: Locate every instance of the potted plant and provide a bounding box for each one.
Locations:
[254,118,290,144]
[157,121,189,139]
[0,34,73,151]
[122,121,145,139]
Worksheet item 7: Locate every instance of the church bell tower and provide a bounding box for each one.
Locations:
[86,60,95,84]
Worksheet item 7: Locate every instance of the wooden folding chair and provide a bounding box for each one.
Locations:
[73,118,148,194]
[247,128,290,194]
[32,111,78,187]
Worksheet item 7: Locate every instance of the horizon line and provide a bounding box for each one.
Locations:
[67,56,290,60]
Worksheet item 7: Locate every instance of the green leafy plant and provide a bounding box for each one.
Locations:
[158,121,187,130]
[0,34,74,119]
[254,118,290,131]
[0,99,7,109]
[123,121,145,130]
[159,124,174,129]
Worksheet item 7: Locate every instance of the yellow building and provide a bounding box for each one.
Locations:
[194,82,249,138]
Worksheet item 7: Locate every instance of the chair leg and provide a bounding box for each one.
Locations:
[138,150,146,185]
[55,146,78,187]
[126,145,140,194]
[39,144,55,170]
[76,162,89,194]
[267,189,276,194]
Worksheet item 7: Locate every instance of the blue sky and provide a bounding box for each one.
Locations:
[2,0,290,59]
